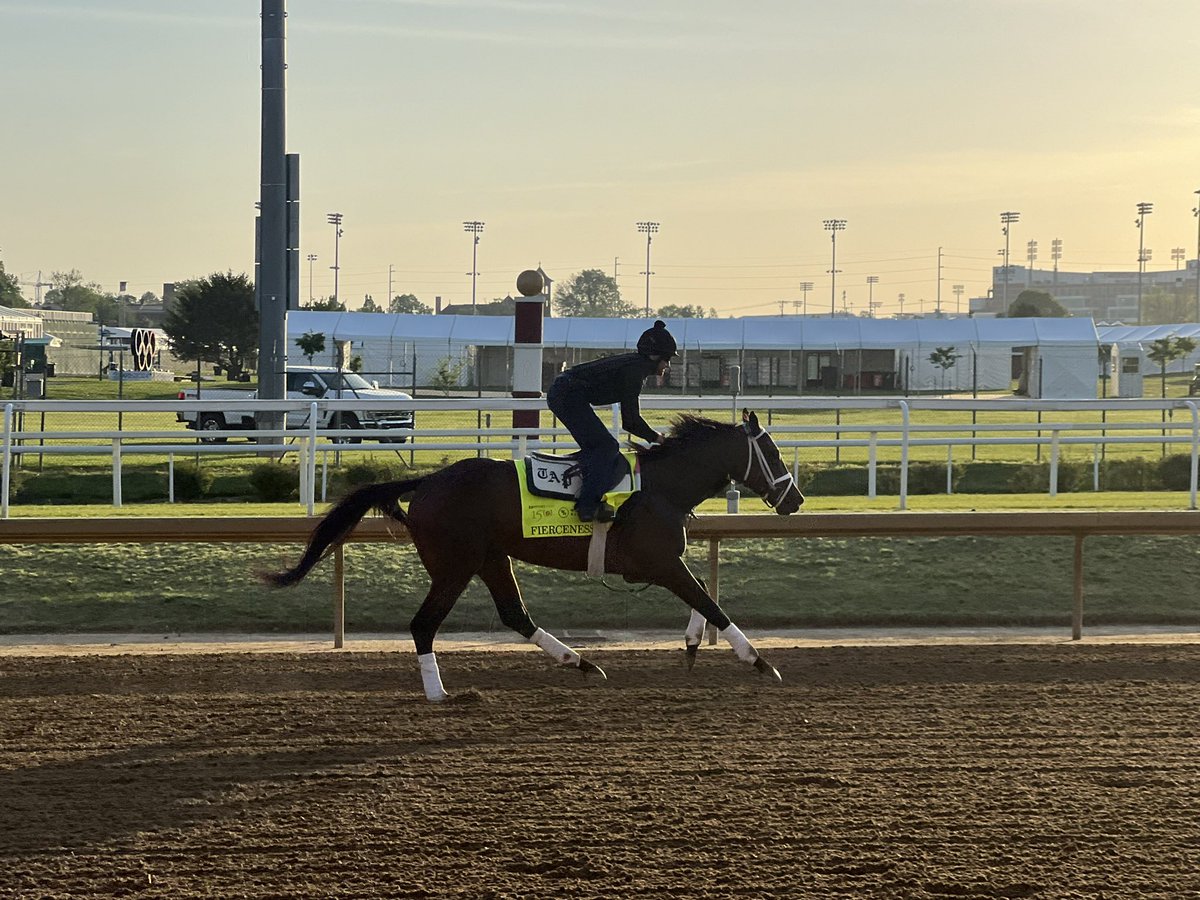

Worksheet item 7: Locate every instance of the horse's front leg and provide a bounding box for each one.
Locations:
[652,558,781,683]
[478,552,607,682]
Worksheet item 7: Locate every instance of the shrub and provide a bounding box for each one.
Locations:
[1007,463,1048,493]
[955,462,1025,494]
[248,463,299,502]
[1158,454,1194,492]
[1101,457,1154,491]
[174,463,213,502]
[907,461,947,495]
[342,459,397,487]
[807,466,870,496]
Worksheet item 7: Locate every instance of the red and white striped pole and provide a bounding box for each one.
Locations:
[513,269,546,432]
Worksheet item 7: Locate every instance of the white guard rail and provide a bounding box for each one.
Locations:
[2,396,1199,516]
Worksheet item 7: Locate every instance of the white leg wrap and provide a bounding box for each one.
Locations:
[530,627,581,667]
[685,608,707,646]
[720,623,758,664]
[418,652,450,702]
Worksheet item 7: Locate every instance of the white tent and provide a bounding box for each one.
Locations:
[286,311,1102,397]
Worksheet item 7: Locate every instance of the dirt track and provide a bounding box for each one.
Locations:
[2,643,1199,898]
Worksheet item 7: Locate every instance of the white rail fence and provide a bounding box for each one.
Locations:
[3,396,1200,517]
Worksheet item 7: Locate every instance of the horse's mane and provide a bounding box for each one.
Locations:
[635,414,739,459]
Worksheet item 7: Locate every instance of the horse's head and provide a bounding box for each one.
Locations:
[737,409,805,515]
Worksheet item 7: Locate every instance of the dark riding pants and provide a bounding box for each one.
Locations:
[547,378,622,513]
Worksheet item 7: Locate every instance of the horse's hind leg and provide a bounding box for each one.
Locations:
[477,552,607,682]
[410,571,474,702]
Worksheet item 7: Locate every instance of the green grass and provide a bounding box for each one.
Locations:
[2,492,1199,635]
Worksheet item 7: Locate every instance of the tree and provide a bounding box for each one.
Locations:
[360,294,383,313]
[43,269,118,323]
[162,271,259,377]
[555,269,636,317]
[389,293,432,315]
[303,296,345,312]
[1141,288,1194,326]
[655,304,716,319]
[1146,336,1198,398]
[294,331,326,364]
[430,355,466,395]
[928,346,961,394]
[1006,289,1069,318]
[0,262,28,308]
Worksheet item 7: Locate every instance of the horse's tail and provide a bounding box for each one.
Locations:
[260,478,424,588]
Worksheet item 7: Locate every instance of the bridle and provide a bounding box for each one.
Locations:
[741,425,796,508]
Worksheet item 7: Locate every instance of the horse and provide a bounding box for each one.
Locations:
[263,409,805,701]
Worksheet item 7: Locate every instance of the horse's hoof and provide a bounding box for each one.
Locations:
[578,657,608,681]
[753,656,783,683]
[685,643,699,672]
[426,691,451,703]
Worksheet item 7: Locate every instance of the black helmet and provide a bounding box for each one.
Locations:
[637,320,678,358]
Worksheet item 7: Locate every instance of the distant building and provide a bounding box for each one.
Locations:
[976,261,1200,321]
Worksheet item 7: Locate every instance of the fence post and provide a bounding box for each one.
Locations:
[899,401,910,510]
[112,437,123,508]
[946,444,953,494]
[1049,430,1060,497]
[1093,443,1100,492]
[299,437,310,514]
[868,431,877,499]
[168,452,175,503]
[1,403,12,519]
[1188,402,1199,511]
[307,402,319,515]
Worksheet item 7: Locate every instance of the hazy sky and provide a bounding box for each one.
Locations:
[4,1,1200,317]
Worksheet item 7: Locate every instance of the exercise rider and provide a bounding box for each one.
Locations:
[547,320,678,522]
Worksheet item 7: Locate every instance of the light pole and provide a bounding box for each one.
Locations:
[1172,247,1186,270]
[866,276,879,317]
[1000,211,1020,310]
[953,284,964,315]
[1194,189,1200,322]
[1136,202,1153,324]
[636,221,659,315]
[463,220,485,314]
[327,213,344,307]
[1051,238,1062,286]
[306,253,317,304]
[1026,239,1038,286]
[799,281,814,316]
[898,292,906,316]
[823,219,846,317]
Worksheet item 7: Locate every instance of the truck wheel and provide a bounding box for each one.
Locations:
[198,413,228,444]
[330,414,362,445]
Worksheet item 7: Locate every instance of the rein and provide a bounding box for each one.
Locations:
[742,427,796,508]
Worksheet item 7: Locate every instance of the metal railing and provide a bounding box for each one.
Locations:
[3,396,1200,516]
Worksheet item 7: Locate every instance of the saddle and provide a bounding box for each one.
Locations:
[524,449,639,501]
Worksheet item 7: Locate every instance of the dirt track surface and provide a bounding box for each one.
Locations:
[2,644,1199,898]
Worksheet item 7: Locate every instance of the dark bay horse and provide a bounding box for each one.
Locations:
[265,410,804,701]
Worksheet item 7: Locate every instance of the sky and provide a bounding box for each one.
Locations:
[3,0,1200,318]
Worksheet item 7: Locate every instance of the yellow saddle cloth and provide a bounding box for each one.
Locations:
[514,451,641,538]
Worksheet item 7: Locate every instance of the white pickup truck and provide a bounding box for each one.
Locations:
[177,366,415,443]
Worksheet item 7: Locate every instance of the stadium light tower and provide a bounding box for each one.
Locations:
[463,220,485,314]
[636,221,659,315]
[1136,202,1153,324]
[1000,211,1020,309]
[866,275,880,317]
[953,283,964,314]
[799,281,814,316]
[1173,247,1186,270]
[1051,238,1063,286]
[306,253,317,304]
[326,213,344,306]
[1026,239,1038,286]
[823,219,846,317]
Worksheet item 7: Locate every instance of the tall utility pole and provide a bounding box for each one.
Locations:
[866,275,879,317]
[306,253,317,303]
[636,221,659,315]
[1194,189,1200,322]
[952,283,964,314]
[1026,239,1038,287]
[257,0,288,405]
[936,247,943,314]
[388,263,394,307]
[327,212,343,307]
[1136,201,1153,325]
[463,220,484,313]
[823,218,846,317]
[898,292,906,316]
[1000,211,1020,310]
[799,281,814,316]
[1051,238,1062,286]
